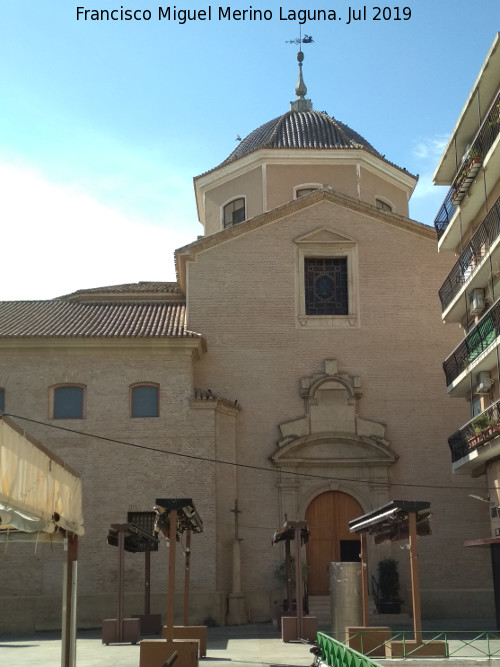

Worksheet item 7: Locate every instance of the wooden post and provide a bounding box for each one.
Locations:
[294,528,304,638]
[285,540,293,611]
[166,509,177,641]
[360,533,369,627]
[408,512,422,643]
[62,533,78,667]
[183,529,191,626]
[117,529,125,642]
[145,547,151,616]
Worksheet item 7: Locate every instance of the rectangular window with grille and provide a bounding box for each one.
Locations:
[305,257,348,315]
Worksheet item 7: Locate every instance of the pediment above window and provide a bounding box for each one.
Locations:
[294,227,355,246]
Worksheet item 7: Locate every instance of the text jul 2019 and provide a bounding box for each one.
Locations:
[75,5,413,24]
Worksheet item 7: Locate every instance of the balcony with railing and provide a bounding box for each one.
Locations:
[438,196,500,319]
[451,153,483,205]
[434,189,457,242]
[435,90,500,250]
[442,296,500,395]
[448,398,500,473]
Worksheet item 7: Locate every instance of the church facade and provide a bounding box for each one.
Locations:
[0,54,495,632]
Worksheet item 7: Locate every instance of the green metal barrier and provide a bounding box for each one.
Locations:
[317,629,500,661]
[316,632,384,667]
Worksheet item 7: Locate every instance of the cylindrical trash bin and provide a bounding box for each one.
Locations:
[329,562,362,638]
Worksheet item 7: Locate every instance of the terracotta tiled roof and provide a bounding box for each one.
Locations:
[196,109,416,181]
[219,110,381,167]
[59,281,182,301]
[0,300,200,338]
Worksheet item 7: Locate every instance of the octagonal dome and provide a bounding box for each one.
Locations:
[220,109,381,168]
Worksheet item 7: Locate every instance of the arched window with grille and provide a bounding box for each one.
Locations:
[375,198,393,212]
[223,198,246,228]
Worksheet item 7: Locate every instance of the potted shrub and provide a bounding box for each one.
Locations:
[468,413,500,448]
[471,413,494,434]
[376,558,401,614]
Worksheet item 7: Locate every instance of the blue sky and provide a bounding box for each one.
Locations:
[0,1,498,299]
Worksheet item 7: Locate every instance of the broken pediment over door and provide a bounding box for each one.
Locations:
[273,359,397,468]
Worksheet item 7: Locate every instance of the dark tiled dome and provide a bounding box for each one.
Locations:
[220,110,381,167]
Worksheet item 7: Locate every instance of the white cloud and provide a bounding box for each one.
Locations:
[0,163,199,300]
[412,174,445,200]
[412,135,448,161]
[407,135,451,223]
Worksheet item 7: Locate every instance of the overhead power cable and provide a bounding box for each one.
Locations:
[2,412,486,493]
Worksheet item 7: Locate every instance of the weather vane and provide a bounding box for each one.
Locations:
[286,34,314,45]
[286,22,314,47]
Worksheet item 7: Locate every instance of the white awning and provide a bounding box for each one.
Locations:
[0,415,84,539]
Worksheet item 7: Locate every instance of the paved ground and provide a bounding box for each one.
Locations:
[0,623,316,667]
[0,620,498,667]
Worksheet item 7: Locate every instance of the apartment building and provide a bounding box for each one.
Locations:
[434,33,500,618]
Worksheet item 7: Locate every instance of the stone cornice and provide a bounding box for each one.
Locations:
[0,336,207,360]
[194,147,418,226]
[195,147,417,189]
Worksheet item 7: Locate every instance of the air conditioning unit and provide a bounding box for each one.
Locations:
[469,288,485,316]
[476,371,493,394]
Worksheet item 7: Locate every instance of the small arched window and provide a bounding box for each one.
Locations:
[223,198,245,228]
[53,385,85,419]
[296,188,318,198]
[375,198,393,212]
[130,384,159,418]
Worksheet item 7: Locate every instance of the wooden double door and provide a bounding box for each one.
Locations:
[305,491,362,595]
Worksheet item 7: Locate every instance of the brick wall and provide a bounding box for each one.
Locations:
[187,197,493,618]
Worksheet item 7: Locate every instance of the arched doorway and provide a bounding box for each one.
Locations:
[305,490,363,595]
